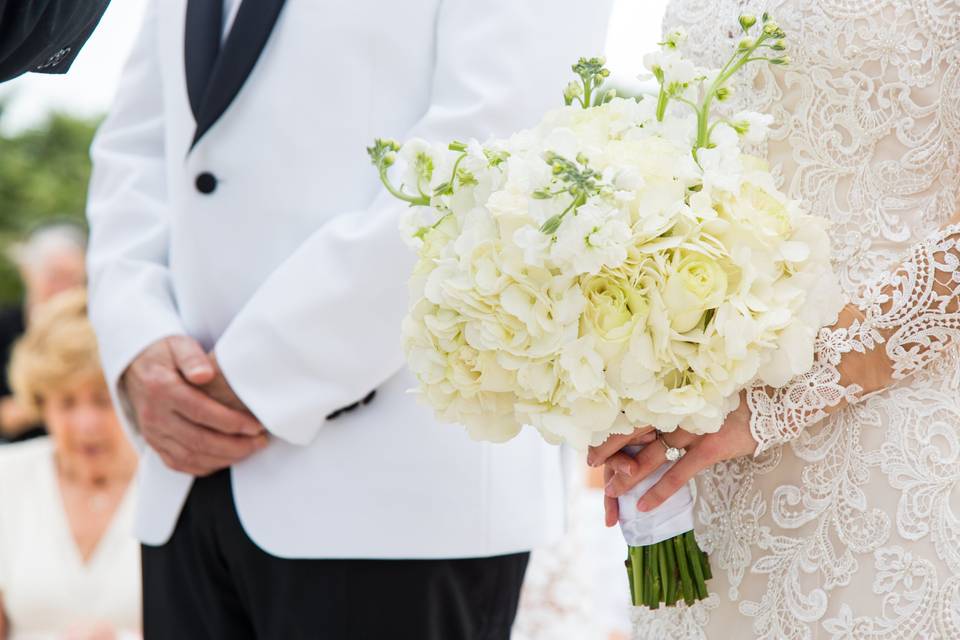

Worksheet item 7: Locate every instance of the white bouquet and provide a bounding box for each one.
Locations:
[370,14,843,608]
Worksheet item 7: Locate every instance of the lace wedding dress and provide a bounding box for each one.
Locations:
[632,2,960,638]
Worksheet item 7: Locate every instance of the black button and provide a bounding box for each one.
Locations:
[195,172,218,194]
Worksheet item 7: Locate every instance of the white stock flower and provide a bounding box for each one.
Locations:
[513,225,551,267]
[732,111,775,144]
[551,200,632,274]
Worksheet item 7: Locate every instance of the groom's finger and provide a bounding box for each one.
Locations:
[171,414,270,461]
[152,414,268,474]
[167,335,216,385]
[148,428,234,476]
[635,448,711,512]
[173,383,265,436]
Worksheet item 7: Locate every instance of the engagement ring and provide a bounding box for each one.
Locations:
[656,431,686,462]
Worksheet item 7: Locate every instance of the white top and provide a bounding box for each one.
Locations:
[0,439,141,640]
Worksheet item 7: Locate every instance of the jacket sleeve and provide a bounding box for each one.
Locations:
[85,0,185,434]
[0,0,110,82]
[214,0,614,445]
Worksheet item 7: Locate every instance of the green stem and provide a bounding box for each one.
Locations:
[643,546,653,607]
[379,167,429,206]
[632,547,644,607]
[702,549,713,581]
[673,536,695,605]
[655,87,669,122]
[693,33,773,150]
[664,537,679,605]
[685,531,708,600]
[657,542,670,607]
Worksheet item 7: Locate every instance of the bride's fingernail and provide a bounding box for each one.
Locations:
[636,498,650,512]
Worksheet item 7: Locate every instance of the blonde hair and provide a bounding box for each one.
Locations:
[8,289,105,418]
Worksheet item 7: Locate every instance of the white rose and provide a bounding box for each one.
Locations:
[579,274,649,361]
[661,251,729,333]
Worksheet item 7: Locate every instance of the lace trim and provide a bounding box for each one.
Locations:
[748,223,960,456]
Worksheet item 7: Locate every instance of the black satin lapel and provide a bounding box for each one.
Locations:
[190,0,287,149]
[183,0,223,122]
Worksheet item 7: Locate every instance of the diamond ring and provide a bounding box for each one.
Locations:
[656,431,687,462]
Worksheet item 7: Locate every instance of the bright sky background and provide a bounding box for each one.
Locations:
[0,0,668,133]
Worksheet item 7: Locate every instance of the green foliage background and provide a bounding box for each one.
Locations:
[0,110,100,303]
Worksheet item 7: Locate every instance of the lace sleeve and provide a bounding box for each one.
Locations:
[747,221,960,456]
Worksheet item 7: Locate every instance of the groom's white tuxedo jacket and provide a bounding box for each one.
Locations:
[86,0,612,557]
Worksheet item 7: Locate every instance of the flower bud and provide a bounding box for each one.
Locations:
[738,37,756,50]
[762,22,785,38]
[739,14,757,30]
[564,81,584,99]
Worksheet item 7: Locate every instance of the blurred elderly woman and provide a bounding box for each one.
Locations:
[0,289,140,640]
[0,222,88,442]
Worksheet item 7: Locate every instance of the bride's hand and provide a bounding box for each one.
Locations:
[587,394,757,526]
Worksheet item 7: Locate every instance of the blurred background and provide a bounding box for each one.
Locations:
[0,1,668,639]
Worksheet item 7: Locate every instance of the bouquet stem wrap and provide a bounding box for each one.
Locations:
[618,446,711,608]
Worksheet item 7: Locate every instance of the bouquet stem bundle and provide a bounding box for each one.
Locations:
[626,531,712,608]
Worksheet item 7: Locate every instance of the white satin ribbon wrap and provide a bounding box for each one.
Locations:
[617,445,695,547]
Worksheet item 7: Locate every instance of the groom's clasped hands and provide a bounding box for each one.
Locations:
[121,336,269,476]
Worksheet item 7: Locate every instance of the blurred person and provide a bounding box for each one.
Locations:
[86,0,611,637]
[10,222,88,318]
[0,1,112,83]
[0,222,87,443]
[0,289,140,640]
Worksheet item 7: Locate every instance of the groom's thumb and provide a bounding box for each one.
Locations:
[167,336,216,385]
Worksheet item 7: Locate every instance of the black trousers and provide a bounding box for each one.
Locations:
[142,470,530,640]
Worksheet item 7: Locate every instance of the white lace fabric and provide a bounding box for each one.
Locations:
[643,2,960,638]
[748,222,960,455]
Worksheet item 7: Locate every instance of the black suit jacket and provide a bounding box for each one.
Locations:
[0,0,110,83]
